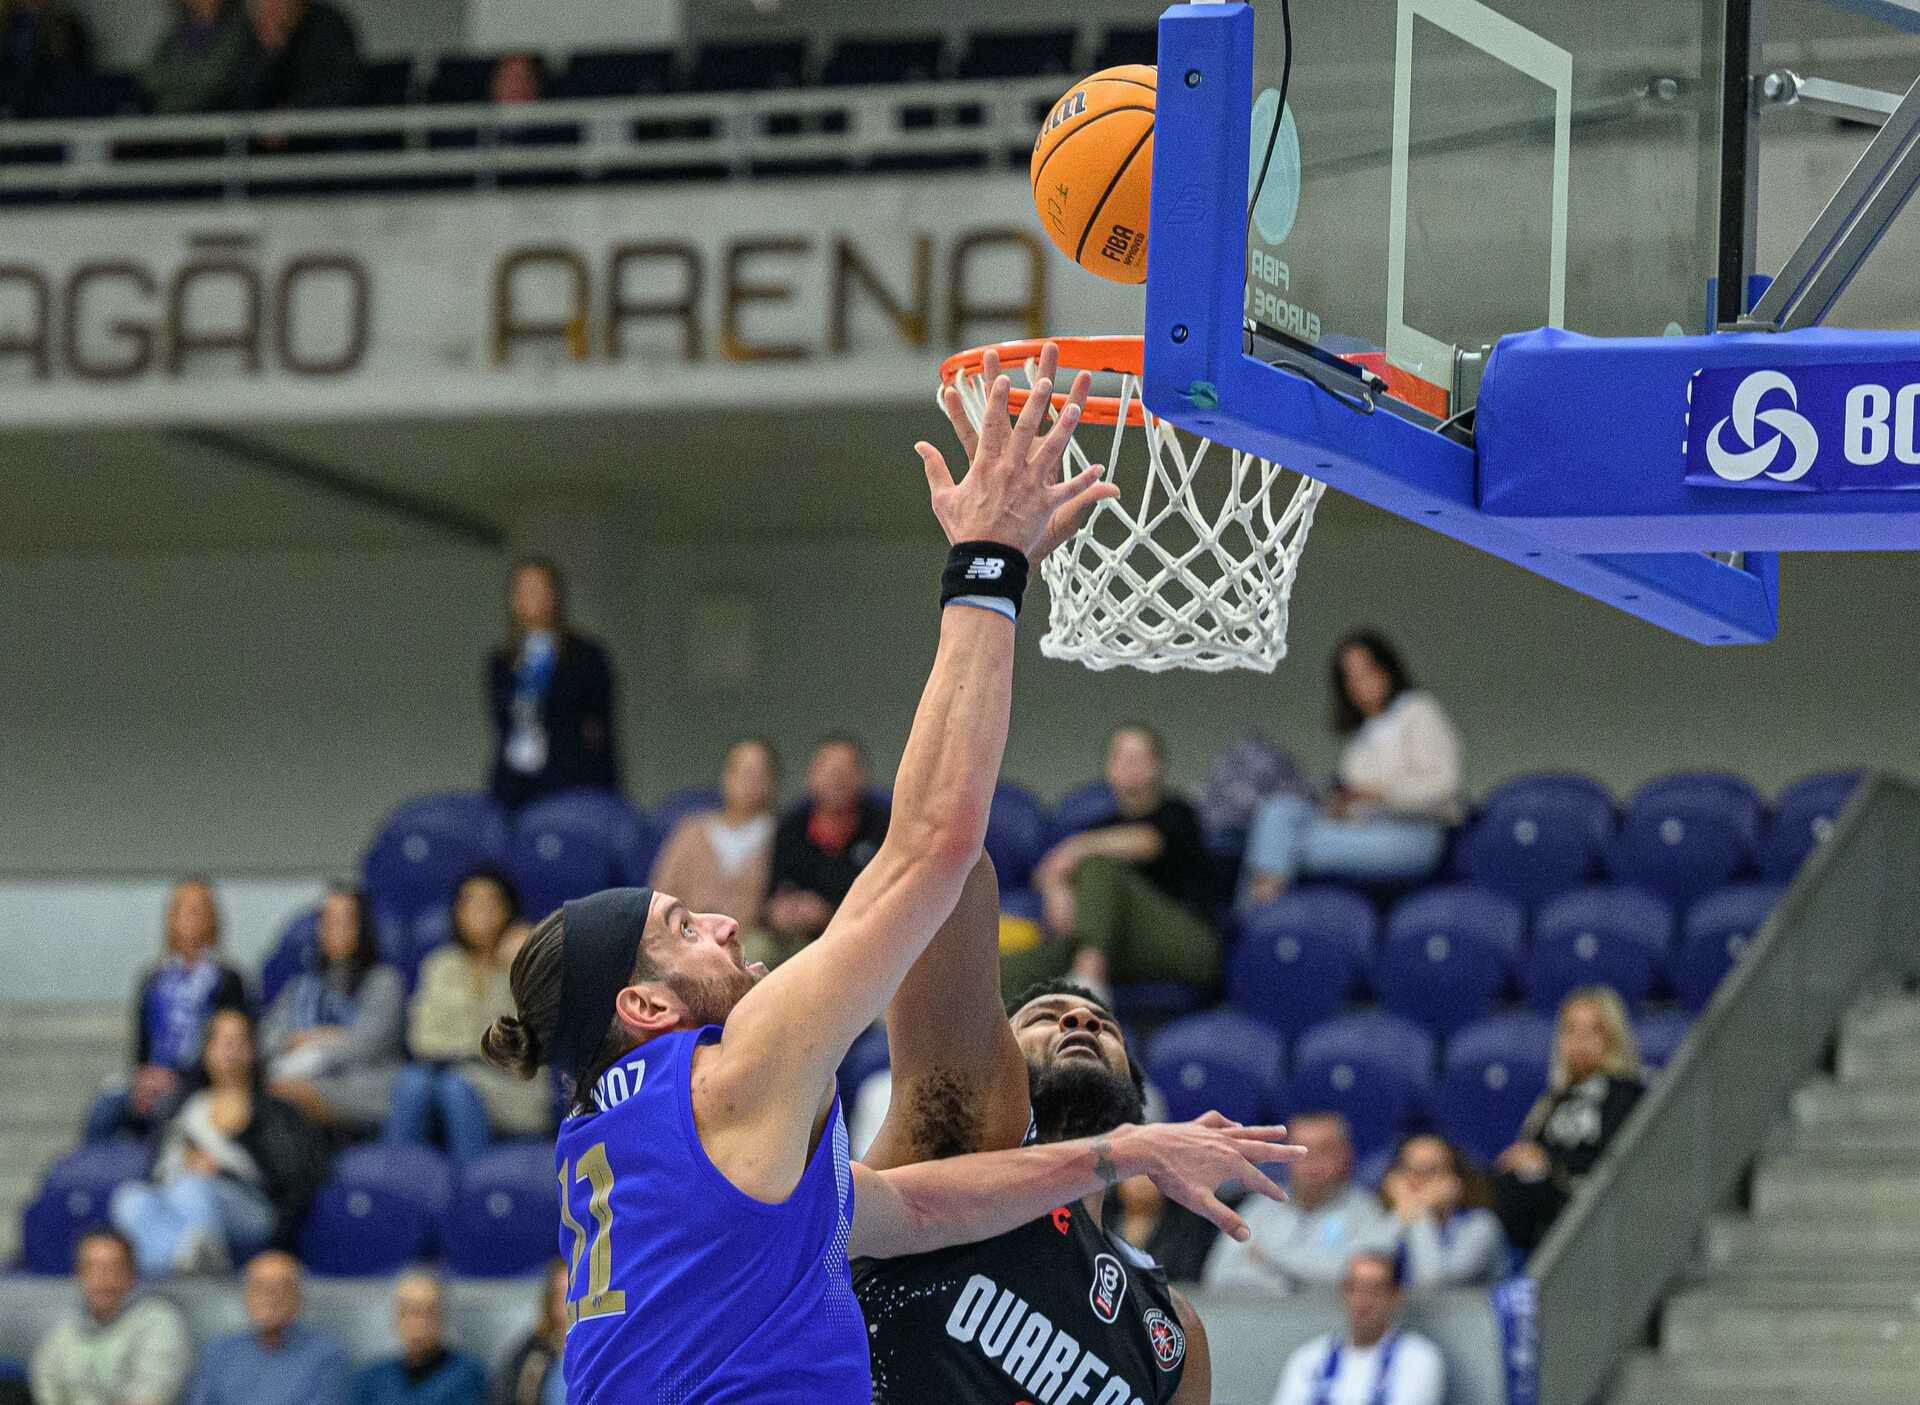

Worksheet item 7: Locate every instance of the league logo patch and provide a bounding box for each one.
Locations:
[1089,1253,1126,1325]
[1143,1308,1186,1371]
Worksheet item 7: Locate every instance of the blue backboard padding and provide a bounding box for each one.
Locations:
[1142,3,1778,644]
[1479,327,1920,551]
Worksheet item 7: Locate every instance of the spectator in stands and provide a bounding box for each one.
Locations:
[490,51,542,105]
[86,876,249,1144]
[1380,1133,1508,1287]
[1493,985,1646,1252]
[142,0,256,114]
[1241,631,1463,907]
[1102,1175,1217,1283]
[29,1229,192,1405]
[186,1252,347,1405]
[1203,1110,1397,1294]
[384,866,548,1164]
[651,738,779,947]
[762,735,889,961]
[110,1008,329,1275]
[1008,723,1220,999]
[352,1271,486,1405]
[260,886,404,1135]
[0,0,91,118]
[487,557,621,811]
[1268,1250,1446,1405]
[241,0,361,111]
[491,1260,567,1405]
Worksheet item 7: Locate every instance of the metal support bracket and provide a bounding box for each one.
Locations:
[1761,68,1902,125]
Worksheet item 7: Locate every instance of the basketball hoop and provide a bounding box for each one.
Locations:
[939,336,1325,673]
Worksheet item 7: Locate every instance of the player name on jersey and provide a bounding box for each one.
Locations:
[943,1272,1151,1405]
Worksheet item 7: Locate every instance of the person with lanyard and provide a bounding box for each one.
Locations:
[1271,1251,1445,1405]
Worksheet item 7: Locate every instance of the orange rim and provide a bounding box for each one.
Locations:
[939,335,1149,427]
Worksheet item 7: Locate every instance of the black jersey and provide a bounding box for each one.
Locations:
[852,1202,1188,1405]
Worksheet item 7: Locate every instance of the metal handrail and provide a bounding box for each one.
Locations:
[1529,771,1920,1404]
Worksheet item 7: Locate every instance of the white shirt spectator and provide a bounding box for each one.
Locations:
[1337,691,1464,823]
[1271,1329,1446,1405]
[1203,1183,1398,1294]
[1398,1206,1508,1287]
[31,1295,192,1405]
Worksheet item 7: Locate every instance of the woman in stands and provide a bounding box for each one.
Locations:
[487,556,622,811]
[1379,1133,1508,1286]
[1492,986,1646,1252]
[383,866,548,1164]
[260,886,404,1136]
[649,738,779,946]
[109,1007,328,1275]
[1240,630,1464,907]
[491,1259,568,1405]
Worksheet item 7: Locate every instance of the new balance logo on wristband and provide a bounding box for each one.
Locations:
[964,558,1005,581]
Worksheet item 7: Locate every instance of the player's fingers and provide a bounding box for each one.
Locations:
[1009,376,1053,456]
[1034,398,1083,467]
[1058,476,1121,525]
[1232,1160,1289,1204]
[916,442,955,497]
[977,375,1012,460]
[1187,1190,1251,1242]
[1193,1109,1237,1129]
[1234,1124,1297,1144]
[941,386,980,460]
[1047,461,1106,503]
[1036,340,1060,391]
[982,347,1003,389]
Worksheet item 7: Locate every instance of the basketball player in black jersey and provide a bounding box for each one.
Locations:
[852,849,1302,1404]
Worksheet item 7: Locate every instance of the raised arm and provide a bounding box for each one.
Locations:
[698,353,1112,1146]
[860,851,1031,1171]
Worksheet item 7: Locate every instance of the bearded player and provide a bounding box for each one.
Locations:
[851,353,1299,1405]
[481,350,1301,1405]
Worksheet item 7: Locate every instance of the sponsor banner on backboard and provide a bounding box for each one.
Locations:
[1686,363,1920,491]
[0,177,1139,427]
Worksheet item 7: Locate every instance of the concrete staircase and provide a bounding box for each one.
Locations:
[0,1003,127,1266]
[1611,992,1920,1405]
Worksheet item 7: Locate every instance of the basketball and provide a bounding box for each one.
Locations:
[1030,64,1156,283]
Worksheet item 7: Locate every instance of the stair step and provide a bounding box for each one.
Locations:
[1775,1120,1920,1153]
[1837,1042,1920,1080]
[1752,1158,1920,1216]
[1792,1079,1920,1126]
[1614,1352,1920,1405]
[1665,1288,1920,1356]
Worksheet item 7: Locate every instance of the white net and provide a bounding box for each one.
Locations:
[949,345,1326,673]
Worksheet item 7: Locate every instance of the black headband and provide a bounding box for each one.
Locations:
[552,886,652,1085]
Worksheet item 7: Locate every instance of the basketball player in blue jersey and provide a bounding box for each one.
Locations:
[481,347,1305,1405]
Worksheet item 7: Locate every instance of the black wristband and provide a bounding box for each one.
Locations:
[941,541,1030,616]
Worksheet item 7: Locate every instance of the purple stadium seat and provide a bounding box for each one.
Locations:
[1111,983,1211,1026]
[1228,888,1375,1037]
[363,794,510,922]
[1671,882,1784,1012]
[299,1186,434,1276]
[1451,774,1613,904]
[1629,773,1765,844]
[1759,771,1861,879]
[1636,1010,1693,1071]
[1050,782,1117,842]
[508,790,659,920]
[1376,885,1524,1038]
[1525,884,1674,1013]
[1433,1014,1553,1163]
[19,1143,149,1274]
[650,787,722,846]
[330,1143,453,1215]
[985,783,1052,888]
[1605,772,1762,905]
[1146,1010,1285,1125]
[440,1143,559,1277]
[1287,1012,1435,1157]
[837,1024,889,1111]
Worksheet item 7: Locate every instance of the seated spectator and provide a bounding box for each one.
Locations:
[1008,723,1220,999]
[186,1252,347,1405]
[111,1008,328,1275]
[1379,1134,1507,1288]
[1203,1111,1397,1294]
[1493,985,1646,1253]
[260,886,404,1134]
[762,736,889,962]
[487,557,621,811]
[1269,1251,1446,1405]
[30,1229,191,1405]
[241,0,360,111]
[86,876,249,1144]
[651,738,779,940]
[1242,632,1463,907]
[384,867,548,1164]
[1102,1175,1217,1283]
[0,0,92,117]
[491,1260,567,1405]
[491,50,542,104]
[142,0,257,114]
[352,1271,486,1405]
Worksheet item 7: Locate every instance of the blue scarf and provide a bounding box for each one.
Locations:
[1309,1331,1400,1405]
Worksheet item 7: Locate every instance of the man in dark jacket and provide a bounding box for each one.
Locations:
[243,0,361,110]
[0,0,91,116]
[759,735,889,964]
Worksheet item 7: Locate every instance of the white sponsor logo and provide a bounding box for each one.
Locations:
[945,1273,1149,1405]
[964,558,1005,581]
[1089,1253,1126,1325]
[1705,370,1819,483]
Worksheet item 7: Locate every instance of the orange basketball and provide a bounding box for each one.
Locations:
[1030,64,1156,284]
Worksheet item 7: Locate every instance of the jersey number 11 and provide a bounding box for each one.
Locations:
[558,1142,626,1329]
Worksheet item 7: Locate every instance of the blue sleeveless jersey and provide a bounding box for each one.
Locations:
[554,1026,869,1405]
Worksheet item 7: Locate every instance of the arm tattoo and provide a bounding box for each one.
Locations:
[1092,1137,1120,1191]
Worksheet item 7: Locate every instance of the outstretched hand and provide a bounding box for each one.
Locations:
[920,341,1119,563]
[1115,1112,1306,1243]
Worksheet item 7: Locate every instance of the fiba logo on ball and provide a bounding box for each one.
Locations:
[1705,370,1819,483]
